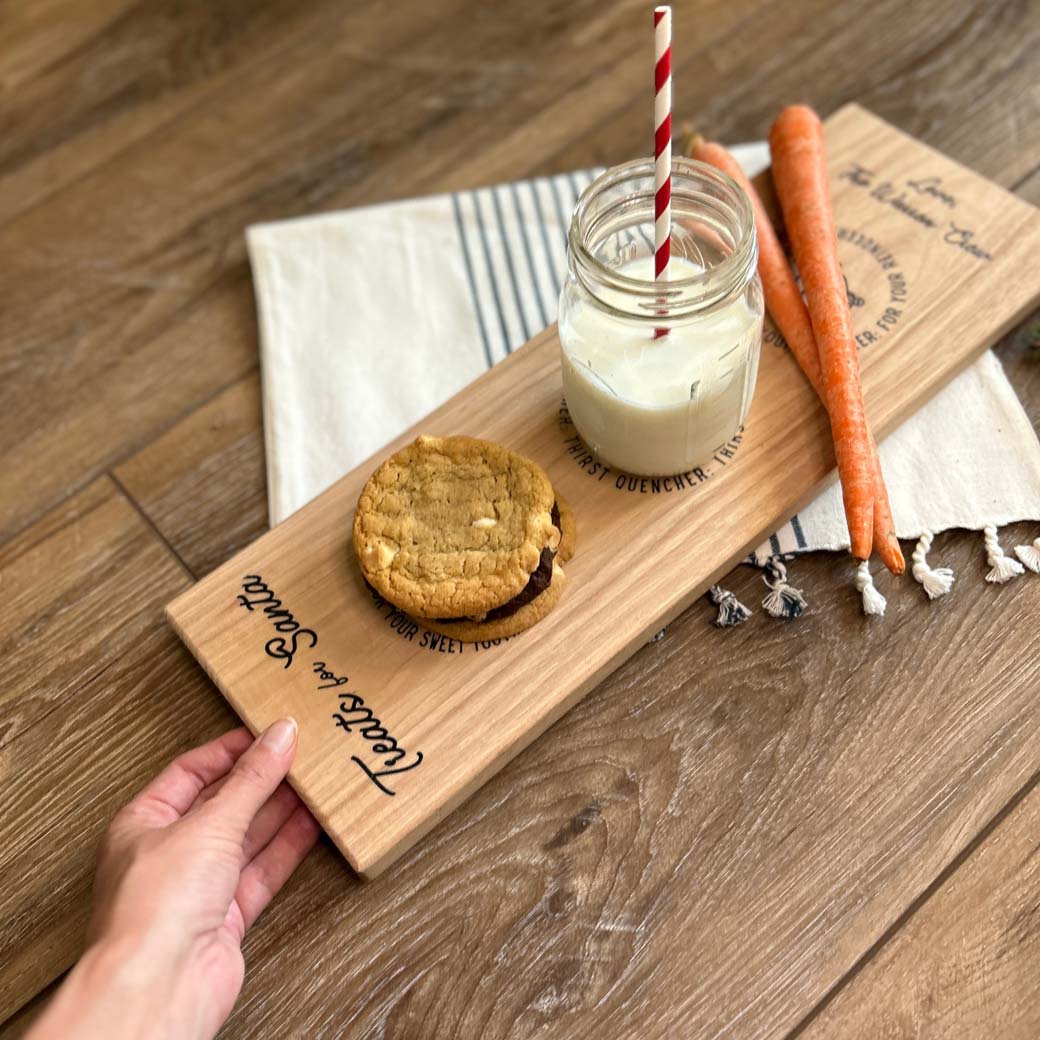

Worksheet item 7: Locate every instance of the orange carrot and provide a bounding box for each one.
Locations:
[768,105,875,561]
[689,135,822,390]
[868,452,902,572]
[689,135,904,574]
[865,443,898,569]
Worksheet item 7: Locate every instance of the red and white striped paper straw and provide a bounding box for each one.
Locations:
[653,5,672,284]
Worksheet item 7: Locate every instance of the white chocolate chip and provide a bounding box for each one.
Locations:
[472,517,497,528]
[363,539,399,569]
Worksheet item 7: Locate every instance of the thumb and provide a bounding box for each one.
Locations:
[206,717,299,841]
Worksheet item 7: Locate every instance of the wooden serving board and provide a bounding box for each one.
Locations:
[167,105,1040,878]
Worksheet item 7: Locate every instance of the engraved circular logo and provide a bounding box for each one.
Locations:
[763,224,911,355]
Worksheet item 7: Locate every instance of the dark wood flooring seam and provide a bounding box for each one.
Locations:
[785,762,1040,1039]
[108,470,197,581]
[0,366,257,555]
[1011,160,1040,193]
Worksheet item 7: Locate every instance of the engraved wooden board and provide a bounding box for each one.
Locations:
[167,105,1040,878]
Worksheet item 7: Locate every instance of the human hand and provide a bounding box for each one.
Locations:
[29,720,320,1040]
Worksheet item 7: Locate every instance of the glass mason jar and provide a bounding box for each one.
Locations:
[559,158,764,477]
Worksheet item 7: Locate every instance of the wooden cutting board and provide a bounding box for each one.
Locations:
[167,104,1040,878]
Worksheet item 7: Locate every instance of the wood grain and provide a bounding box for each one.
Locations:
[0,977,58,1040]
[800,775,1040,1039]
[3,0,1040,1034]
[0,1,374,226]
[1015,164,1040,207]
[0,479,235,1021]
[0,479,184,742]
[166,105,1040,878]
[114,373,267,577]
[0,631,236,1023]
[185,522,1040,1038]
[549,0,1040,189]
[11,515,1037,1037]
[0,0,763,546]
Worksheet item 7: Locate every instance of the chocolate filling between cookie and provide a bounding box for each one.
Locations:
[436,502,561,624]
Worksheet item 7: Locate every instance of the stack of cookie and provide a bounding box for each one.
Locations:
[353,435,575,641]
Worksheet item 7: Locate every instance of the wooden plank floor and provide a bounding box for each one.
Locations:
[2,0,1039,1035]
[800,772,1040,1039]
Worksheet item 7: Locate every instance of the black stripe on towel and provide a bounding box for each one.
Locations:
[490,186,533,342]
[529,179,566,288]
[547,175,571,252]
[451,193,494,369]
[790,514,807,549]
[471,190,513,356]
[507,181,550,328]
[566,170,594,214]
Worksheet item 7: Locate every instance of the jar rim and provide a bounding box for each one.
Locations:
[567,156,758,321]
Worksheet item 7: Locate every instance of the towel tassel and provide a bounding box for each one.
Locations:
[708,585,752,628]
[854,560,886,617]
[911,530,954,600]
[1013,535,1040,574]
[983,525,1024,583]
[761,558,807,619]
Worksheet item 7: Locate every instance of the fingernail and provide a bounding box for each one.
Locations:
[262,716,298,753]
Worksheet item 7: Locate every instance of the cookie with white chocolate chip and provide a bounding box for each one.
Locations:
[353,435,574,637]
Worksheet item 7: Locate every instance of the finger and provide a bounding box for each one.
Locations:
[191,759,298,820]
[131,728,254,820]
[188,776,226,812]
[235,805,321,932]
[204,717,299,841]
[241,782,302,863]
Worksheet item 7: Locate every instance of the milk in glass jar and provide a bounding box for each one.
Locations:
[559,158,764,477]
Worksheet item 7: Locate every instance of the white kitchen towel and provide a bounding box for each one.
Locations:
[247,143,1040,619]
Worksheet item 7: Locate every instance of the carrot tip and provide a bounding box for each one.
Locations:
[850,534,874,561]
[883,550,906,576]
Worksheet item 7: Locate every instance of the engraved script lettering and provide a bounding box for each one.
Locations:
[236,575,423,795]
[838,163,993,262]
